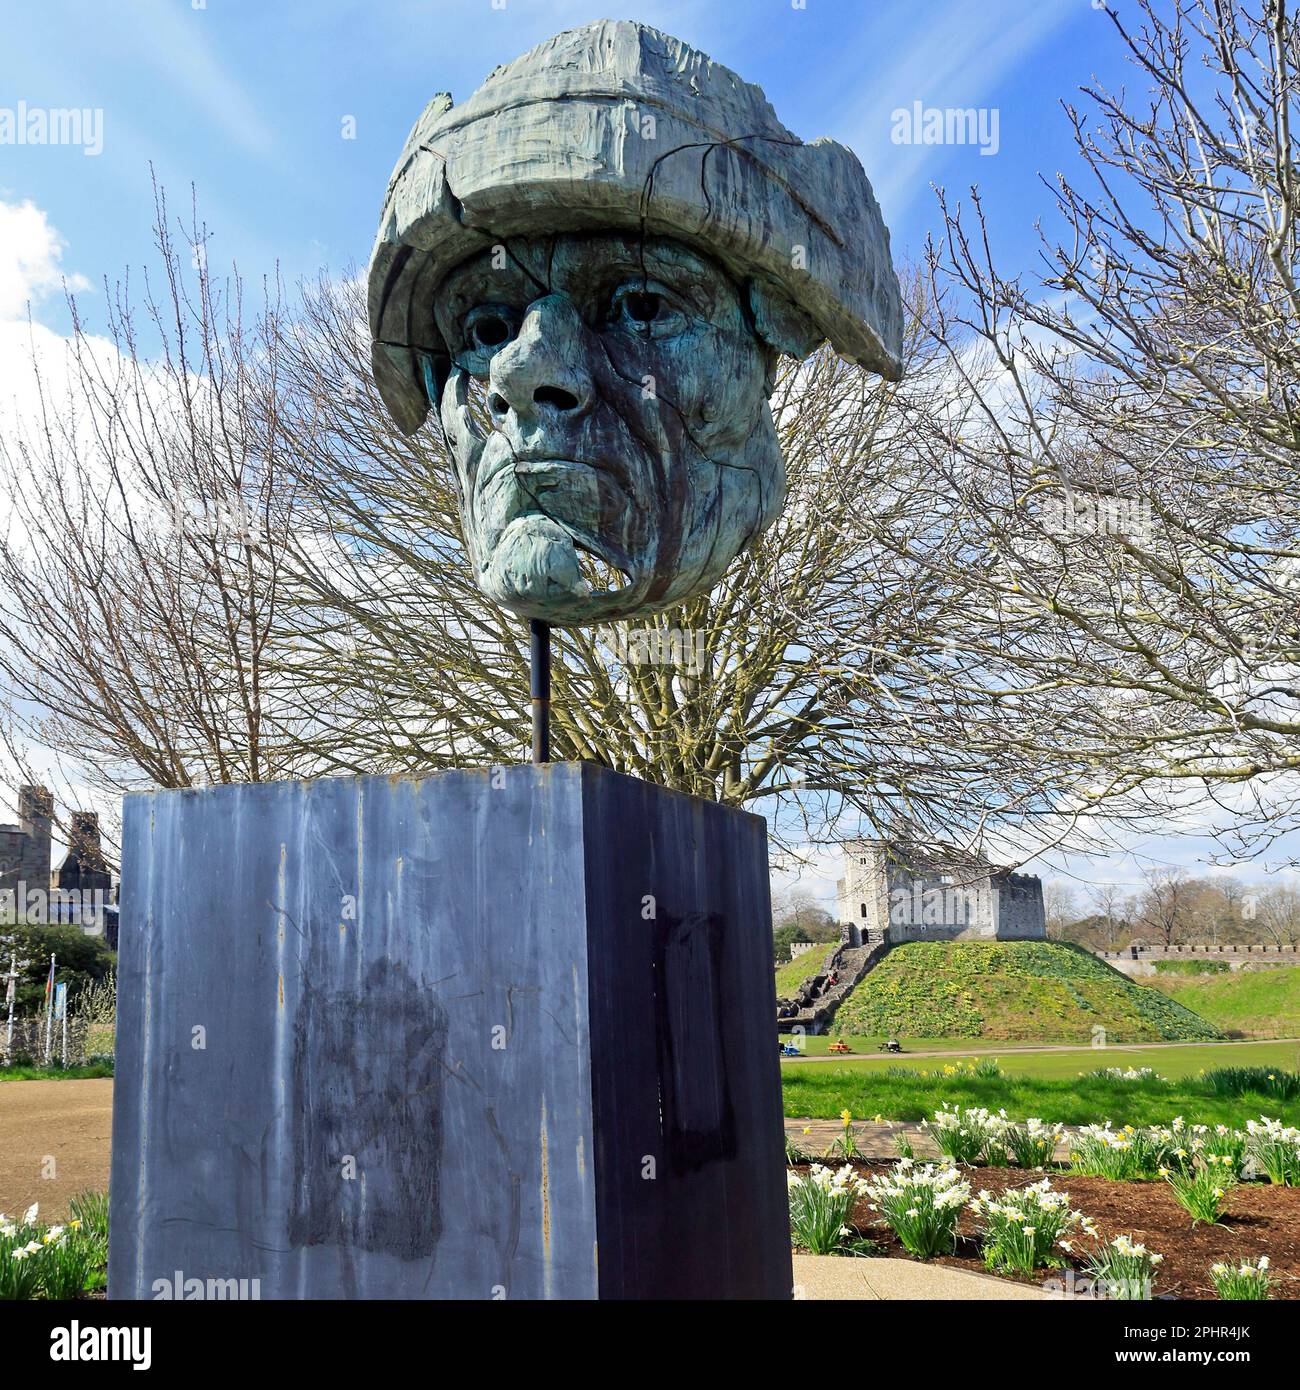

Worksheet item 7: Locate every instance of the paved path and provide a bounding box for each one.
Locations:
[795,1254,1055,1300]
[786,1118,1073,1162]
[788,1118,934,1158]
[0,1078,112,1221]
[782,1036,1300,1063]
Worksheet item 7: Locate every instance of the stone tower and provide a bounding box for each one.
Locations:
[0,784,53,899]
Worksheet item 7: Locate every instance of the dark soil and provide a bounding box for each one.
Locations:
[795,1161,1300,1299]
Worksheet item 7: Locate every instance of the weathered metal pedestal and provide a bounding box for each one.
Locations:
[108,763,790,1300]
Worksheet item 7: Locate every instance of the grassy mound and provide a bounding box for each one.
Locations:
[1144,964,1300,1038]
[831,940,1221,1042]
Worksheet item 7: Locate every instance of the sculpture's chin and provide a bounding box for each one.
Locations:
[481,513,640,624]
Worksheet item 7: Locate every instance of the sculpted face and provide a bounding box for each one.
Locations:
[431,234,784,625]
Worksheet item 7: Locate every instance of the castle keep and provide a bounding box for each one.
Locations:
[835,839,1045,945]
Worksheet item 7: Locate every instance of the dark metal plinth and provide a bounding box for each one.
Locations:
[109,763,790,1300]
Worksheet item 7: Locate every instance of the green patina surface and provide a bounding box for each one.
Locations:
[367,20,902,627]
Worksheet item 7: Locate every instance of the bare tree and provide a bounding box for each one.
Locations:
[0,203,1182,867]
[770,885,837,937]
[267,270,1103,855]
[0,183,317,830]
[1252,883,1300,944]
[1090,881,1131,949]
[1043,880,1081,938]
[921,0,1300,864]
[1136,868,1194,948]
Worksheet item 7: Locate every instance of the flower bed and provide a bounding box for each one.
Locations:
[0,1196,108,1300]
[789,1159,1300,1299]
[865,1159,970,1258]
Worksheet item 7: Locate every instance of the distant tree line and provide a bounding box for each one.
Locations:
[1045,871,1300,952]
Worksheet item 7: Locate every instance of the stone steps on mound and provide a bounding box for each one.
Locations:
[777,931,891,1034]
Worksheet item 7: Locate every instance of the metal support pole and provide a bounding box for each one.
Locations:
[530,619,551,764]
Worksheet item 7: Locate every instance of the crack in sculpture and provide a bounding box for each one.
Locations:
[368,20,903,626]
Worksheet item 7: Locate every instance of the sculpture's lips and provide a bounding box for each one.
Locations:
[513,458,589,477]
[510,456,628,496]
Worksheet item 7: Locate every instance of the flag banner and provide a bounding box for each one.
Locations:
[53,982,67,1021]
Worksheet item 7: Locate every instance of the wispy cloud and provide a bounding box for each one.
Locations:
[833,0,1082,223]
[125,0,278,161]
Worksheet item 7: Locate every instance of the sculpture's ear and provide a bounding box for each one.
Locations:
[419,350,453,408]
[746,278,825,361]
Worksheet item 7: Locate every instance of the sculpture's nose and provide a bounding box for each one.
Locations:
[488,295,595,424]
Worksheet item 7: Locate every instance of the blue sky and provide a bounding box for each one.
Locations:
[1,0,1125,309]
[5,0,1294,901]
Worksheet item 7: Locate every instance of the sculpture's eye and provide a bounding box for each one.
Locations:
[609,282,684,336]
[460,305,519,373]
[470,313,511,348]
[623,292,661,324]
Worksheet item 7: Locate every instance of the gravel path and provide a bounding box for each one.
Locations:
[0,1078,112,1221]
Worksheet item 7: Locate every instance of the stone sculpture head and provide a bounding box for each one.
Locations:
[369,21,902,626]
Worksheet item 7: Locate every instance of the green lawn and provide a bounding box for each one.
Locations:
[781,1039,1300,1127]
[1144,965,1300,1038]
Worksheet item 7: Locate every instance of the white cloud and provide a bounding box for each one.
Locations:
[0,198,89,321]
[0,198,101,460]
[770,840,844,913]
[0,200,154,561]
